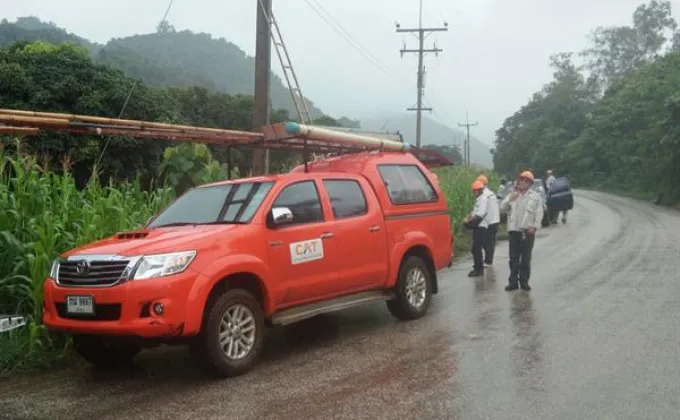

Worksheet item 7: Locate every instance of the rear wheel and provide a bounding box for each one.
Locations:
[72,335,140,368]
[189,289,265,378]
[386,256,433,320]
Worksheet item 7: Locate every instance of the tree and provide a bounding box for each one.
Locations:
[156,20,176,34]
[581,0,677,91]
[492,53,598,176]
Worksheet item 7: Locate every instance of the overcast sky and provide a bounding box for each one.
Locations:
[4,0,679,145]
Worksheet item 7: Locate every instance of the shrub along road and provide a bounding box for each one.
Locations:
[1,190,678,420]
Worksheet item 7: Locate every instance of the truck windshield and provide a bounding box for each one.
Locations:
[148,181,275,228]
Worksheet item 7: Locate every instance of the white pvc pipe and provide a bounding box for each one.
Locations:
[284,122,410,152]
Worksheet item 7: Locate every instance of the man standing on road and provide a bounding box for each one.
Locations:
[466,180,489,277]
[476,174,500,266]
[500,170,544,291]
[545,169,555,190]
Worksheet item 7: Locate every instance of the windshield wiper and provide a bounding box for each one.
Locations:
[151,222,197,228]
[200,220,247,225]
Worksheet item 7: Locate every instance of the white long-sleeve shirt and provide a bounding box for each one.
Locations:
[471,192,489,229]
[545,175,555,190]
[500,188,543,232]
[483,187,500,225]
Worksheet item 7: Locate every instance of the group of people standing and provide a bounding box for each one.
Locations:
[465,171,544,292]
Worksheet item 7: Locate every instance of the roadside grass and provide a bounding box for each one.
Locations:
[0,148,499,378]
[0,326,72,379]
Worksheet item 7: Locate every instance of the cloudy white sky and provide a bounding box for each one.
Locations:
[4,0,679,145]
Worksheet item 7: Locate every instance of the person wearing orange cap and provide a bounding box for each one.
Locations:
[474,173,500,265]
[499,170,544,291]
[465,179,489,277]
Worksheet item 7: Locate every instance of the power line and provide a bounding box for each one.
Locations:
[395,0,448,147]
[302,0,411,89]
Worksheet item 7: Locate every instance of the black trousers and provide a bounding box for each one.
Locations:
[484,223,499,264]
[471,226,487,270]
[508,230,536,286]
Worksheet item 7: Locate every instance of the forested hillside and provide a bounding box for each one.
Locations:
[0,16,326,119]
[0,40,324,186]
[492,0,680,201]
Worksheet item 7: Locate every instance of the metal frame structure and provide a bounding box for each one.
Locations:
[0,108,454,171]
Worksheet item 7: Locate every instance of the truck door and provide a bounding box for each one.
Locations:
[265,179,338,304]
[320,177,388,294]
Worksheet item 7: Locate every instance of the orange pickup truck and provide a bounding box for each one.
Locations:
[42,151,453,377]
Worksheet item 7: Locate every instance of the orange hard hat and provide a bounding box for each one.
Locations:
[471,180,485,190]
[477,174,488,184]
[519,170,534,181]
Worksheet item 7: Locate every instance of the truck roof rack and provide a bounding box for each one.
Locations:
[0,108,454,169]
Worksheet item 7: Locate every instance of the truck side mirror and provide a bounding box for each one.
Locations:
[270,207,293,226]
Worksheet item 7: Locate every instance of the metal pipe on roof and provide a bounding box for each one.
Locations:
[283,122,410,153]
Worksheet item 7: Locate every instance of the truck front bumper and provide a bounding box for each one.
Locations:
[42,270,199,339]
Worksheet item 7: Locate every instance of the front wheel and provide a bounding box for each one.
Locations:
[189,289,266,378]
[386,256,433,320]
[72,335,140,368]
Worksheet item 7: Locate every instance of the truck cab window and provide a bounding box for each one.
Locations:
[272,181,324,225]
[377,164,437,205]
[323,179,368,219]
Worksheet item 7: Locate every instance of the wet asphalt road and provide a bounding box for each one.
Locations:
[2,190,680,420]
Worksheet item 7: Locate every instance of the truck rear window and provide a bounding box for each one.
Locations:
[377,164,438,205]
[323,179,368,219]
[148,182,274,228]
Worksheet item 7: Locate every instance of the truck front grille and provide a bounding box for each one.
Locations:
[57,260,130,287]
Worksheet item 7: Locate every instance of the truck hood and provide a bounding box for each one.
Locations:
[62,224,242,257]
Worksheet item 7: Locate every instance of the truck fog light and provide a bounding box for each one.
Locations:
[152,302,164,316]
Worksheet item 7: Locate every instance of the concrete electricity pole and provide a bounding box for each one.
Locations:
[251,0,272,176]
[396,0,448,148]
[458,111,477,166]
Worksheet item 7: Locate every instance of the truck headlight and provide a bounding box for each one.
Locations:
[49,260,60,279]
[132,251,196,280]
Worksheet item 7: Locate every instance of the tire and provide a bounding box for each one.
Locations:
[386,256,433,321]
[189,289,265,378]
[72,335,140,368]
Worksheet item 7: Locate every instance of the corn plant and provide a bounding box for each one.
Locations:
[434,166,500,252]
[0,141,175,325]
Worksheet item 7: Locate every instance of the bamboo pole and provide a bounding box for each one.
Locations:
[0,108,454,167]
[0,109,262,140]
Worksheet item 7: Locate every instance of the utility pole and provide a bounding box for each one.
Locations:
[396,0,448,148]
[458,111,477,166]
[251,0,272,176]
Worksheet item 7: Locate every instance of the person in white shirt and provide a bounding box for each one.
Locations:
[476,174,500,266]
[465,179,489,277]
[499,170,544,291]
[545,169,555,190]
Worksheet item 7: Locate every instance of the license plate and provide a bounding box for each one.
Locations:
[66,295,94,315]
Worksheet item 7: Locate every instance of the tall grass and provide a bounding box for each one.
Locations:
[0,141,174,376]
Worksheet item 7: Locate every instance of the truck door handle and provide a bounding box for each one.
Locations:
[320,232,334,240]
[269,240,283,247]
[368,226,381,232]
